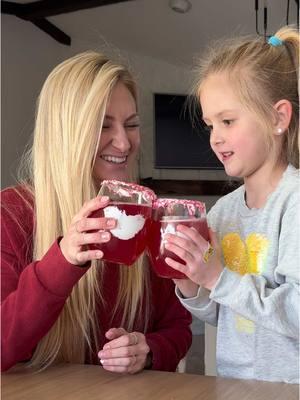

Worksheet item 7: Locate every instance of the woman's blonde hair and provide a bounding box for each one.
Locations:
[19,51,150,369]
[193,25,299,168]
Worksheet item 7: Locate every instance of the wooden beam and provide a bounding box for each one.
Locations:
[1,1,25,16]
[1,1,71,46]
[1,0,136,20]
[31,19,71,45]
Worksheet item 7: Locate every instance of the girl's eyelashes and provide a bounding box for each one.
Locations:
[223,119,234,126]
[204,124,213,133]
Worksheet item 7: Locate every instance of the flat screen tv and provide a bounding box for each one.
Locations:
[154,93,223,170]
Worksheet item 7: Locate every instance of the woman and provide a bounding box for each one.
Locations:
[1,51,192,373]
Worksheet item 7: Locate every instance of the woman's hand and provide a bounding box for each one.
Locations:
[165,227,223,292]
[59,196,116,265]
[98,327,151,374]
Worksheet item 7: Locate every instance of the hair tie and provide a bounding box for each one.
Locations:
[268,36,283,47]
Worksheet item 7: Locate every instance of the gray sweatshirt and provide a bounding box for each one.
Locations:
[176,165,300,383]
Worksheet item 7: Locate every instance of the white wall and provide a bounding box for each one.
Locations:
[1,14,227,190]
[1,15,70,188]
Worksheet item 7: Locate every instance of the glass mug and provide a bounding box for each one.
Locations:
[90,180,156,265]
[147,198,209,279]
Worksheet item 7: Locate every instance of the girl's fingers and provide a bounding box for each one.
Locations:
[164,235,198,259]
[165,257,187,273]
[164,242,194,264]
[176,224,207,245]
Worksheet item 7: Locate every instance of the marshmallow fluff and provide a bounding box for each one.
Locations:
[103,206,146,240]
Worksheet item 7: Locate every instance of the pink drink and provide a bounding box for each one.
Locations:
[148,217,209,279]
[148,198,208,279]
[90,202,152,265]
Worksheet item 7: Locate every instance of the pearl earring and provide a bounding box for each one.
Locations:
[277,128,283,134]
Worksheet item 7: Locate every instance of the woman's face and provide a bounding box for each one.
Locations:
[93,82,140,185]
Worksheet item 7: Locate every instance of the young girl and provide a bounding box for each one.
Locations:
[1,51,192,373]
[165,25,299,383]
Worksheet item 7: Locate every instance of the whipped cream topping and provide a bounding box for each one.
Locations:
[103,205,145,240]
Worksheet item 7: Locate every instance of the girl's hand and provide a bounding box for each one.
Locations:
[59,196,116,265]
[172,278,200,299]
[165,227,223,291]
[98,328,151,374]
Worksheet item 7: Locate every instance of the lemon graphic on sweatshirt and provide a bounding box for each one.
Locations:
[222,232,269,275]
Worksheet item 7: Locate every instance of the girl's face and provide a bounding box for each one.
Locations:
[200,73,272,180]
[93,82,140,185]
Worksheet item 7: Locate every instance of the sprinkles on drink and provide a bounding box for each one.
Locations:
[100,180,157,204]
[153,198,206,219]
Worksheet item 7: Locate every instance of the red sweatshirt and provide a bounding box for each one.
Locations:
[1,186,192,372]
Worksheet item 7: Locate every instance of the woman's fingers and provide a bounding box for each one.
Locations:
[76,249,103,263]
[75,215,115,234]
[59,195,118,265]
[102,331,141,350]
[99,330,150,374]
[105,327,127,341]
[77,196,109,219]
[74,231,111,247]
[101,355,137,367]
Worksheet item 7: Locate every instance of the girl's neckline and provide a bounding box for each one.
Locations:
[240,164,293,215]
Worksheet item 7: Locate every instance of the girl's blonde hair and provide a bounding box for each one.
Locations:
[19,51,150,369]
[193,25,299,168]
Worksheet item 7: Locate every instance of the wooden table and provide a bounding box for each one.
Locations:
[2,364,299,400]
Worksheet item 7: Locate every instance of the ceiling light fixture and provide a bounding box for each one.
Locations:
[169,0,192,14]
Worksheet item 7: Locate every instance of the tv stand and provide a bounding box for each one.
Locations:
[140,178,241,196]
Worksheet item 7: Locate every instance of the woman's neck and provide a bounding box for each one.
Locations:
[244,161,287,209]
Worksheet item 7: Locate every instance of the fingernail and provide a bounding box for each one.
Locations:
[100,232,110,241]
[95,251,103,258]
[100,196,109,203]
[106,219,115,228]
[100,359,105,364]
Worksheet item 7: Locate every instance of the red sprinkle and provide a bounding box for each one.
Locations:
[153,198,206,217]
[100,180,157,204]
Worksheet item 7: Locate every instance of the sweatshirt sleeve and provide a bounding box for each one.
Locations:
[1,197,87,371]
[175,285,219,327]
[209,200,300,340]
[145,277,192,372]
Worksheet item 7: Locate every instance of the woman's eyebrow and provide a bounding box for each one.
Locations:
[125,113,139,121]
[104,113,139,121]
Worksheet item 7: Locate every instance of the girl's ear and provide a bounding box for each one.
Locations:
[273,99,292,135]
